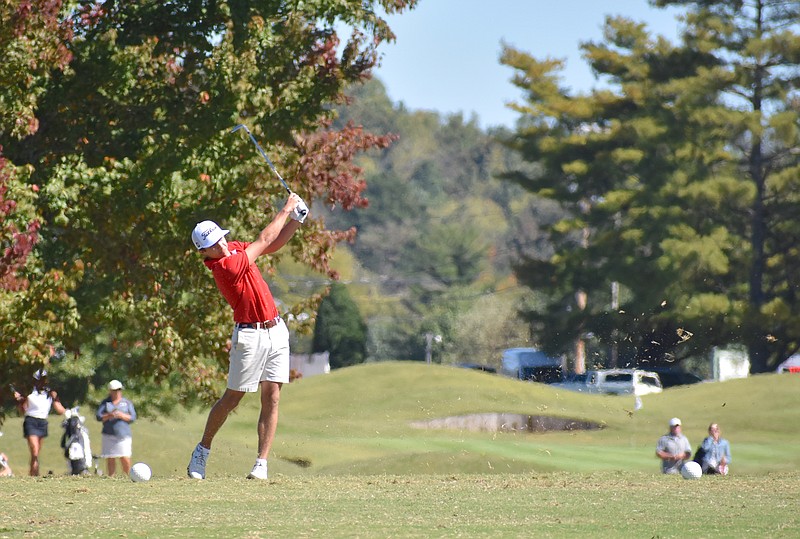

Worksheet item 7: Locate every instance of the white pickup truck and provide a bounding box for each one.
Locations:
[550,368,663,396]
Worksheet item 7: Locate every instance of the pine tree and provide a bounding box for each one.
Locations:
[501,1,800,372]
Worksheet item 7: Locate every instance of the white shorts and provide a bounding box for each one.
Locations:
[228,318,290,391]
[101,434,132,458]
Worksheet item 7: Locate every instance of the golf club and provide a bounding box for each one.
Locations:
[231,124,292,194]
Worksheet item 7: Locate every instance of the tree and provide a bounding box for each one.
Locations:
[0,1,81,413]
[0,0,417,414]
[501,1,800,373]
[441,288,536,369]
[326,78,555,362]
[649,1,800,372]
[312,283,367,368]
[0,0,73,140]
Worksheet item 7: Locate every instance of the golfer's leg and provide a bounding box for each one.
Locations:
[120,456,132,475]
[256,381,282,459]
[107,458,117,476]
[27,436,41,476]
[200,389,245,449]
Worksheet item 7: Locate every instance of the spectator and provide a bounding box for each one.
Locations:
[0,451,12,477]
[656,417,692,474]
[13,369,66,476]
[96,380,137,477]
[699,423,732,475]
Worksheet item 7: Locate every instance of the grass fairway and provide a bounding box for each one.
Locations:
[1,473,798,537]
[1,362,798,537]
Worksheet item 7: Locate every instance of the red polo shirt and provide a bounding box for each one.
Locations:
[203,241,279,323]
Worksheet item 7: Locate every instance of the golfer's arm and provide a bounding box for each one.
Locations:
[245,208,294,263]
[262,220,301,254]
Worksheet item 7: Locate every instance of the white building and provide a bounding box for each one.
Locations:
[290,351,330,378]
[712,346,750,381]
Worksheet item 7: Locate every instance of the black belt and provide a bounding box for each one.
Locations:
[235,316,281,330]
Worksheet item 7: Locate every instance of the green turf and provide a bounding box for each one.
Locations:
[2,362,798,478]
[0,473,798,538]
[0,363,798,537]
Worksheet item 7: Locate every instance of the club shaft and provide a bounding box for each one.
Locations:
[234,125,291,193]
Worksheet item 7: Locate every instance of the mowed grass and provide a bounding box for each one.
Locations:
[1,362,798,537]
[1,473,799,538]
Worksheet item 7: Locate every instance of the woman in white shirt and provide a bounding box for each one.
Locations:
[13,369,65,476]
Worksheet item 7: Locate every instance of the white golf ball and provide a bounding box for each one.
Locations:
[130,462,152,482]
[680,461,702,480]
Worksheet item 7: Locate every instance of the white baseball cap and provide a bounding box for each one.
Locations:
[108,379,124,390]
[191,220,229,250]
[669,417,682,427]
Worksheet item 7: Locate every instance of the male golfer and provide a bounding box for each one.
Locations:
[187,192,307,480]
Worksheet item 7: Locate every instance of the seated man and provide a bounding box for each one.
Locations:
[699,423,732,475]
[656,417,691,474]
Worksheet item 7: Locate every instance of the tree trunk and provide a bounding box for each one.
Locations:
[747,59,769,374]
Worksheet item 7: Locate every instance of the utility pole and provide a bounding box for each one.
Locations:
[574,199,590,375]
[575,290,587,374]
[610,281,619,368]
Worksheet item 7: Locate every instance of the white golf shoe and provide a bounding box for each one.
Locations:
[247,460,268,480]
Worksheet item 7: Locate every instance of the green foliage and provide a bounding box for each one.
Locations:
[0,0,73,140]
[443,287,539,368]
[0,0,82,417]
[312,283,367,368]
[0,153,82,404]
[501,3,800,372]
[328,79,547,359]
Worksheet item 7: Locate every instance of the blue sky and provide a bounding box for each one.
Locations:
[371,1,684,129]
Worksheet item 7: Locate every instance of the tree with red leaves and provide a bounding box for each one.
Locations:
[0,156,39,291]
[0,0,80,420]
[0,1,417,414]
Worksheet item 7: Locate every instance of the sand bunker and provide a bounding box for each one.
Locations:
[411,413,603,433]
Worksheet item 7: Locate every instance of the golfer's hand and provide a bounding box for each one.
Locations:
[290,196,309,223]
[283,192,301,214]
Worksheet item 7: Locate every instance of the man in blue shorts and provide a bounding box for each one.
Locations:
[187,193,307,480]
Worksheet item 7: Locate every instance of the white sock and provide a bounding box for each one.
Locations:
[197,444,210,455]
[255,458,267,467]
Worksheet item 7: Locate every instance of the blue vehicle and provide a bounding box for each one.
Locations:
[500,348,563,383]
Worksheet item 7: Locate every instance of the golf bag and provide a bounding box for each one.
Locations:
[60,407,93,475]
